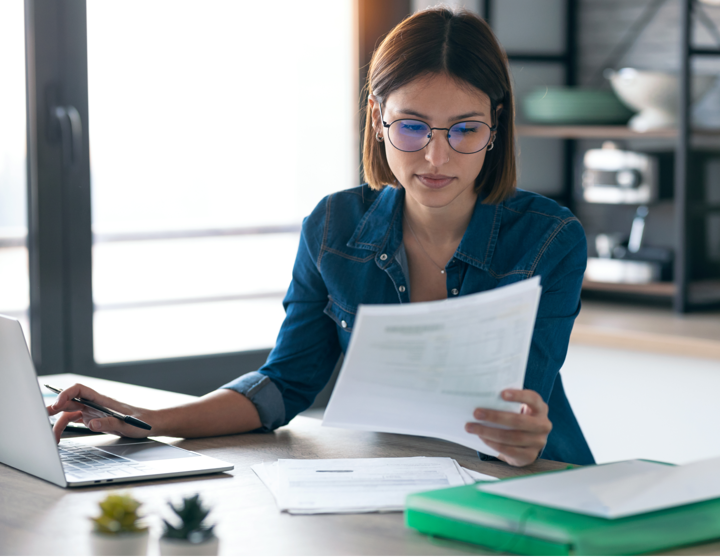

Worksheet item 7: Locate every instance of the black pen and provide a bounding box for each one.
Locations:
[44,384,152,431]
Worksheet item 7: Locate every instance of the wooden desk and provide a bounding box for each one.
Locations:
[1,375,718,555]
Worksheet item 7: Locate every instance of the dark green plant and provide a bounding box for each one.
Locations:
[162,494,216,543]
[91,493,148,535]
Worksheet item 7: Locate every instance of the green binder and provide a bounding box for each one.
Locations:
[406,480,720,555]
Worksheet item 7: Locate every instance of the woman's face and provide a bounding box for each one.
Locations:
[372,73,495,213]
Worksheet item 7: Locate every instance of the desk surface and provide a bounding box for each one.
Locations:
[2,374,718,555]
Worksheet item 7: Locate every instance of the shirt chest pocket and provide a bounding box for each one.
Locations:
[323,297,356,333]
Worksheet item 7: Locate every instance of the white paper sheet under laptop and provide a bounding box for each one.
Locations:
[478,456,720,519]
[0,314,233,488]
[322,277,542,456]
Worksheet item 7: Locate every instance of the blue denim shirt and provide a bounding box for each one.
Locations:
[223,184,595,466]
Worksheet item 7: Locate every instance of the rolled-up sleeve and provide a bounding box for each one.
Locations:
[221,372,286,432]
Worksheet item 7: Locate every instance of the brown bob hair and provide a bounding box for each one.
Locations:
[362,8,516,204]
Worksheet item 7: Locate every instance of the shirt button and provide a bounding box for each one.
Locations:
[379,253,388,261]
[399,286,406,293]
[451,288,459,296]
[341,320,347,328]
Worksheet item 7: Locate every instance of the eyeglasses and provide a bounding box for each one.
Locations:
[379,103,497,154]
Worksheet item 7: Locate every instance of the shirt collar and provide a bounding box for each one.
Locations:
[347,185,502,271]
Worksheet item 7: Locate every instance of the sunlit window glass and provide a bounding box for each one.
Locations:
[0,2,30,346]
[87,1,356,363]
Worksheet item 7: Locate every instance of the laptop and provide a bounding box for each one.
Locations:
[0,314,234,487]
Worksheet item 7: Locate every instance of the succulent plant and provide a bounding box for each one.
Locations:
[91,493,148,535]
[162,494,216,543]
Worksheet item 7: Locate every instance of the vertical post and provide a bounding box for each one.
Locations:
[357,0,411,184]
[25,0,66,374]
[482,0,491,25]
[54,0,95,373]
[675,0,691,312]
[25,0,93,374]
[565,0,577,87]
[563,0,578,212]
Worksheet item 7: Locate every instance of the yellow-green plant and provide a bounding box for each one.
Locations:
[91,493,148,535]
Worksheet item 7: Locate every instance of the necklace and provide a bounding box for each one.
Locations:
[405,216,446,274]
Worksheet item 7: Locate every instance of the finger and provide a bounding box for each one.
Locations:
[471,408,551,433]
[482,439,540,468]
[83,415,148,439]
[50,383,92,410]
[46,399,84,416]
[465,422,547,447]
[52,411,83,443]
[500,389,548,416]
[50,383,130,415]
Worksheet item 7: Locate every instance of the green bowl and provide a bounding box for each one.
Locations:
[522,87,635,125]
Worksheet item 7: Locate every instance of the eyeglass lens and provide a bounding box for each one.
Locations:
[388,120,492,154]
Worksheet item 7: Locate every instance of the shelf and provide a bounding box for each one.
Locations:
[517,125,720,141]
[582,279,676,297]
[517,125,676,139]
[690,203,720,214]
[689,280,720,305]
[583,279,720,305]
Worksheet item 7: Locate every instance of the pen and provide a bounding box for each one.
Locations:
[44,384,152,431]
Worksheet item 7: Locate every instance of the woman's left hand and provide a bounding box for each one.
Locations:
[465,389,552,467]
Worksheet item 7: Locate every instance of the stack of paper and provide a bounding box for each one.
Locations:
[252,457,496,514]
[322,277,542,456]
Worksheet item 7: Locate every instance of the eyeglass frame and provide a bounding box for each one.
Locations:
[376,100,498,155]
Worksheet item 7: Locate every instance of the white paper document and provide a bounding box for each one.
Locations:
[478,456,720,519]
[322,277,542,456]
[251,457,497,514]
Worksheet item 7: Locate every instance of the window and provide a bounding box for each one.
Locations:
[86,1,356,363]
[25,0,357,392]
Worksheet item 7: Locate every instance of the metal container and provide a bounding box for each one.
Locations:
[582,142,658,204]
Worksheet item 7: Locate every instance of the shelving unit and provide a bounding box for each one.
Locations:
[517,122,720,304]
[512,0,720,312]
[675,0,720,311]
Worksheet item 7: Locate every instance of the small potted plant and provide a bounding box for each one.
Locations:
[90,492,149,556]
[159,494,219,556]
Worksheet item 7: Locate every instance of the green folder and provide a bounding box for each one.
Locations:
[406,479,720,555]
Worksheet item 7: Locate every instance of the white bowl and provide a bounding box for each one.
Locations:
[608,68,716,131]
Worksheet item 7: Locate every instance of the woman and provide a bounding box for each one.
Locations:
[49,8,594,467]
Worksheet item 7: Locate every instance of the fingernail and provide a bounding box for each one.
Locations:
[474,410,485,420]
[464,423,472,432]
[503,390,513,400]
[90,420,100,430]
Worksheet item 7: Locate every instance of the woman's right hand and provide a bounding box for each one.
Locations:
[47,383,156,443]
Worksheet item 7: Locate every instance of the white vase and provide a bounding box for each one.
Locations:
[159,535,219,556]
[608,68,717,131]
[91,530,149,556]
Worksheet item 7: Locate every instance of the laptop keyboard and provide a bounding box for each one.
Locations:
[59,442,148,480]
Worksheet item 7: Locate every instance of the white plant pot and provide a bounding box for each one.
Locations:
[159,535,219,556]
[90,530,149,556]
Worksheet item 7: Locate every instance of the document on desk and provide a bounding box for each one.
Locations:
[251,457,497,514]
[322,277,542,456]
